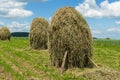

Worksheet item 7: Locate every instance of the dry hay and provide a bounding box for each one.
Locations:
[0,27,11,41]
[49,7,93,68]
[29,17,49,49]
[82,68,120,80]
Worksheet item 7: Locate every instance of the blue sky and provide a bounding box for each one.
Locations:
[0,0,120,39]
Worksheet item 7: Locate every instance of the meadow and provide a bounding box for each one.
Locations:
[0,37,120,80]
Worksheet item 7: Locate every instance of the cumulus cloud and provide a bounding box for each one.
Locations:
[0,0,33,18]
[107,27,120,32]
[6,8,33,18]
[8,21,30,32]
[75,0,120,18]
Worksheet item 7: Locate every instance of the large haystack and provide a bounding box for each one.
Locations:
[29,17,49,49]
[49,7,93,68]
[0,27,11,41]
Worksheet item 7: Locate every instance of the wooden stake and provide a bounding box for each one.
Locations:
[89,57,98,68]
[60,51,68,74]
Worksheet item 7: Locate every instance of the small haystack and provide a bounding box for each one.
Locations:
[0,27,11,41]
[29,17,49,49]
[49,7,93,68]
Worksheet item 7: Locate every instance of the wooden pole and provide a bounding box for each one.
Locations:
[89,57,98,68]
[60,51,68,74]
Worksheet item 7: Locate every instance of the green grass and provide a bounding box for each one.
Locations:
[0,37,120,80]
[93,39,120,70]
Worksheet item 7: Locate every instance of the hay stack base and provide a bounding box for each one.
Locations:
[49,7,93,68]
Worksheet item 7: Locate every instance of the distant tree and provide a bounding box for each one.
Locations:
[93,37,98,39]
[106,38,110,40]
[11,32,29,37]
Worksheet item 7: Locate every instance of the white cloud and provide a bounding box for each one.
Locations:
[75,0,120,18]
[91,28,120,39]
[6,8,33,18]
[49,17,51,21]
[107,27,120,32]
[92,30,102,34]
[8,21,30,32]
[0,0,33,18]
[91,29,103,38]
[115,21,120,25]
[0,0,27,8]
[0,22,5,27]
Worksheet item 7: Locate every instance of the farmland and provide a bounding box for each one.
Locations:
[0,37,120,80]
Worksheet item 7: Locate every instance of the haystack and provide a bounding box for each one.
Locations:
[29,17,49,49]
[0,27,11,41]
[49,7,93,68]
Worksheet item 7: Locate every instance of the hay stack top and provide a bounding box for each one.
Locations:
[0,27,11,35]
[51,7,90,30]
[30,17,49,31]
[49,7,93,68]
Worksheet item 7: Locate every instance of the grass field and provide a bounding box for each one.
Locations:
[0,37,120,80]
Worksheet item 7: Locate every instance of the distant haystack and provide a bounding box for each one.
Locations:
[0,27,11,41]
[29,17,49,49]
[49,7,93,68]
